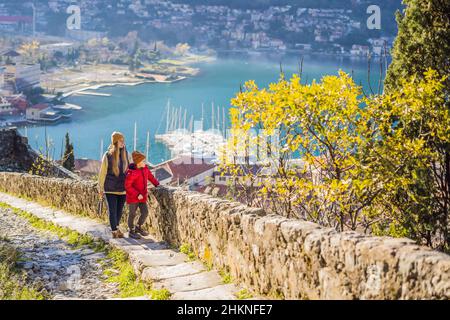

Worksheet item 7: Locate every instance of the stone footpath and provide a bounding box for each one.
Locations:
[0,206,120,299]
[0,192,242,300]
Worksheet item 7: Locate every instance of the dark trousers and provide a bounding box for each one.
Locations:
[128,202,149,231]
[105,194,126,231]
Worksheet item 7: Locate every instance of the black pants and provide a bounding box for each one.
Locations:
[105,194,126,231]
[128,202,149,231]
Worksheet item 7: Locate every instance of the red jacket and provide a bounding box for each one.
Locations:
[125,164,160,204]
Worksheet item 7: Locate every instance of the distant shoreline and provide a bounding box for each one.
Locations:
[217,49,389,59]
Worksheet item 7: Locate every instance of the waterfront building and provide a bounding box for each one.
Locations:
[0,96,14,115]
[4,63,41,93]
[350,45,370,56]
[26,103,70,124]
[0,15,33,33]
[295,43,312,51]
[6,94,28,114]
[368,38,391,56]
[1,50,22,64]
[26,103,50,121]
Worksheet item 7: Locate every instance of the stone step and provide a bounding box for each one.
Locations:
[109,239,148,254]
[139,240,169,251]
[130,249,188,272]
[141,261,206,282]
[153,270,223,293]
[171,284,240,300]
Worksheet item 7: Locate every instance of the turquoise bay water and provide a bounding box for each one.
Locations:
[21,54,384,164]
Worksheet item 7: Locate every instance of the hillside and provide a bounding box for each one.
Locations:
[173,0,402,10]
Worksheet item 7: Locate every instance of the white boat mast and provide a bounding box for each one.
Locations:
[170,108,173,132]
[217,105,220,131]
[100,138,104,160]
[189,115,194,133]
[133,121,137,151]
[201,102,204,131]
[171,108,177,132]
[166,99,170,133]
[145,131,150,161]
[222,106,226,137]
[211,102,215,131]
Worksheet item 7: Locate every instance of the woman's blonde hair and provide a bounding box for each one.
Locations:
[108,141,128,177]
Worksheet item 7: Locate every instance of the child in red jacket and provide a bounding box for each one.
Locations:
[125,151,160,239]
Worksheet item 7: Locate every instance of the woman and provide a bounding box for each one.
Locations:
[98,132,129,238]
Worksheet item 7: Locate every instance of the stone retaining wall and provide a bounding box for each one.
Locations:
[0,172,448,299]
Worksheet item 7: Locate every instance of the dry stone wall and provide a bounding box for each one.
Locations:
[0,172,448,299]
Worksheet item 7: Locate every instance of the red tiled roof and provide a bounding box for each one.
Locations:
[169,162,215,181]
[154,167,172,181]
[31,103,48,110]
[163,157,215,182]
[6,96,28,110]
[2,50,20,57]
[74,159,101,175]
[13,101,27,111]
[0,16,33,23]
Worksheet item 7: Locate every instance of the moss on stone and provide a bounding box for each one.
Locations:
[235,288,253,300]
[179,243,196,261]
[0,238,49,300]
[219,269,232,284]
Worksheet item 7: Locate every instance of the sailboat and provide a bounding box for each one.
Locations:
[155,100,227,160]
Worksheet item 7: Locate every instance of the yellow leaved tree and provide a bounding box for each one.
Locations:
[220,69,449,251]
[18,40,40,62]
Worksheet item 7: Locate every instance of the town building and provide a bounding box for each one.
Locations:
[350,45,370,56]
[0,15,33,33]
[26,103,49,121]
[4,63,41,93]
[0,96,13,115]
[1,50,22,64]
[5,94,28,114]
[26,103,70,123]
[369,38,388,56]
[152,155,216,188]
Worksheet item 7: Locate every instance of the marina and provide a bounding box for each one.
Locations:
[155,100,226,160]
